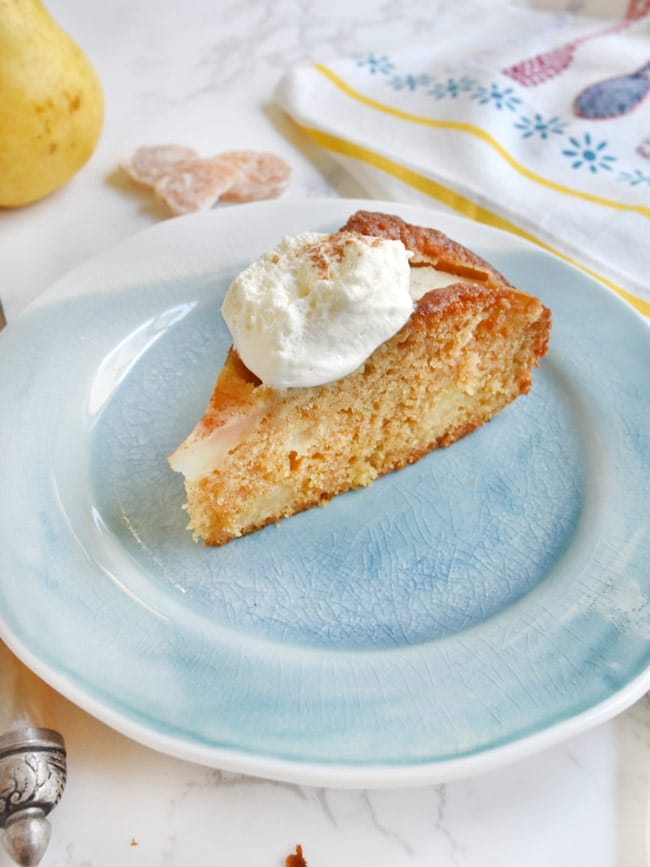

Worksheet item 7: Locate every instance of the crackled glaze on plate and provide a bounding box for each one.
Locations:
[0,199,649,787]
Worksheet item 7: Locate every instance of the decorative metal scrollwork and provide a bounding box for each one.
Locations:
[0,728,66,866]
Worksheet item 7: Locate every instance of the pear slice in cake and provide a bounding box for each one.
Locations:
[168,210,551,546]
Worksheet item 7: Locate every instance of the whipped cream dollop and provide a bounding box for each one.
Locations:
[221,231,414,389]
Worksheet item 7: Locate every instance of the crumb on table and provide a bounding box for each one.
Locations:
[285,843,307,866]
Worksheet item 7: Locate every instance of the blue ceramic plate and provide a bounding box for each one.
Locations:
[1,199,649,787]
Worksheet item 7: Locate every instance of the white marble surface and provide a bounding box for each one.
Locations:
[1,0,649,865]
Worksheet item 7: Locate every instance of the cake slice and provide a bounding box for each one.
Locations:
[168,210,551,546]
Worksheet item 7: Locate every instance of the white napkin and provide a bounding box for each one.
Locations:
[276,5,650,317]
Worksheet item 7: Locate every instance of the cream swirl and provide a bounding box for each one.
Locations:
[221,231,414,389]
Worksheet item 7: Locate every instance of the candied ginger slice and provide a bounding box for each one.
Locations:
[120,145,291,214]
[153,159,235,215]
[120,144,198,185]
[218,151,291,202]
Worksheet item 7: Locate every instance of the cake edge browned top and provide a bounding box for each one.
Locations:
[174,210,552,443]
[340,210,509,288]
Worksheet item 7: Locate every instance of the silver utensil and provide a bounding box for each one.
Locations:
[0,644,68,867]
[0,728,67,867]
[0,311,68,865]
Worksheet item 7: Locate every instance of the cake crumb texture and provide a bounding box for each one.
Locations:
[174,211,551,546]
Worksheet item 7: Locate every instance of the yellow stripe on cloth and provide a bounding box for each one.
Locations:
[314,64,650,219]
[299,122,650,316]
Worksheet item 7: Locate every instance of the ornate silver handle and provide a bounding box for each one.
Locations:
[0,727,67,867]
[1,311,67,867]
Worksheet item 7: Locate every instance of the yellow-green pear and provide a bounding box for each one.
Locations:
[0,0,104,207]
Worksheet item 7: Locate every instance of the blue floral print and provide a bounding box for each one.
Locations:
[562,134,617,173]
[428,77,477,100]
[389,73,432,91]
[355,53,394,76]
[354,56,643,187]
[471,83,522,111]
[617,168,650,186]
[514,113,567,139]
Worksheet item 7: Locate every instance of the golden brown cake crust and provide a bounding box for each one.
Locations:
[340,210,508,287]
[169,210,551,545]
